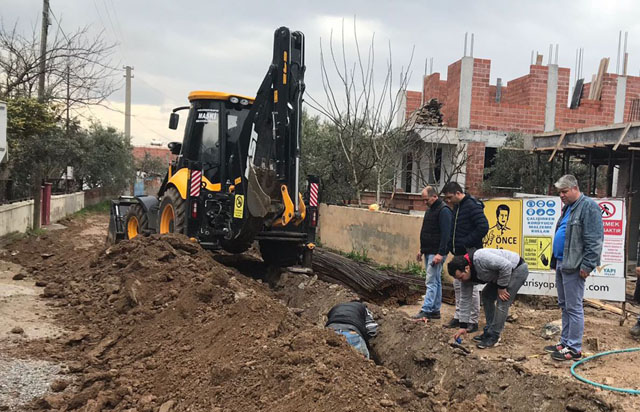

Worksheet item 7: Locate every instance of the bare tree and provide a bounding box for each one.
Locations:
[400,126,470,194]
[305,18,414,205]
[0,20,119,122]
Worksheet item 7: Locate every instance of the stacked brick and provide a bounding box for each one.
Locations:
[406,57,640,133]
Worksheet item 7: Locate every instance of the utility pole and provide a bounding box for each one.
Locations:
[124,65,133,142]
[33,0,50,230]
[38,0,49,103]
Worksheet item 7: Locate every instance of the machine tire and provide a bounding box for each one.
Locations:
[259,240,300,267]
[124,204,149,240]
[159,187,187,235]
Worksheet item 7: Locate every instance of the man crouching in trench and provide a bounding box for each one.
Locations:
[449,248,529,348]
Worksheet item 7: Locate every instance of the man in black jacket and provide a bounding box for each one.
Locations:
[326,301,378,359]
[413,186,452,320]
[443,182,489,332]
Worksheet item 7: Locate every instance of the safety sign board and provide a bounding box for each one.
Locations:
[482,199,522,254]
[523,236,552,270]
[234,195,244,218]
[519,196,626,301]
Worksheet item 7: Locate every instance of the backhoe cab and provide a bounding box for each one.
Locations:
[108,27,319,267]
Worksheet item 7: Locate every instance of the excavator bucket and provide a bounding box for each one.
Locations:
[106,197,135,244]
[245,164,271,218]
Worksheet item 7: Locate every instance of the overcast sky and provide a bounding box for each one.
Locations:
[4,0,640,146]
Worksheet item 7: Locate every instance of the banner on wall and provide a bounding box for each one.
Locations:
[517,197,626,302]
[482,199,522,254]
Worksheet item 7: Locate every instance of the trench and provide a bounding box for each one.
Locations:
[220,253,618,412]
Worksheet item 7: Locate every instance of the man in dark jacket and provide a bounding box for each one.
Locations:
[413,186,452,320]
[326,301,378,359]
[443,182,489,332]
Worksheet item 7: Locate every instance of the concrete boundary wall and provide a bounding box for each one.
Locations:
[318,204,421,267]
[0,192,85,237]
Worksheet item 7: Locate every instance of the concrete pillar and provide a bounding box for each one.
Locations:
[614,76,627,123]
[544,64,558,132]
[396,91,407,127]
[411,157,419,193]
[457,57,474,129]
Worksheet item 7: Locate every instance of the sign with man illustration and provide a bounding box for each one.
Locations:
[482,199,522,253]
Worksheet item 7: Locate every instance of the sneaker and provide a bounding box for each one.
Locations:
[426,311,441,320]
[466,323,478,333]
[630,321,640,338]
[476,335,501,349]
[412,311,430,319]
[473,327,489,342]
[445,318,460,328]
[551,347,582,361]
[544,342,565,353]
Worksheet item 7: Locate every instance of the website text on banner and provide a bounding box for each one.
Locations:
[517,197,626,302]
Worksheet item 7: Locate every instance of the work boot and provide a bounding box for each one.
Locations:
[476,334,501,349]
[473,326,490,342]
[445,318,460,328]
[630,321,640,338]
[466,323,478,333]
[426,311,441,320]
[412,311,430,319]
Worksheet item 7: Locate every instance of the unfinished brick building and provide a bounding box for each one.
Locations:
[397,55,640,198]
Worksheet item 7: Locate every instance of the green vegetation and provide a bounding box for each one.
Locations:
[402,261,425,278]
[344,248,371,263]
[71,200,111,218]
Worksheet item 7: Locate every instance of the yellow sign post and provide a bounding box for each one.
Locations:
[482,199,522,253]
[234,195,245,218]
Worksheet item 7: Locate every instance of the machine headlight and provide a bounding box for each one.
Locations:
[229,96,240,104]
[240,99,249,106]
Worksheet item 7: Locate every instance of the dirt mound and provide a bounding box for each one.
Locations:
[1,217,628,411]
[11,233,434,411]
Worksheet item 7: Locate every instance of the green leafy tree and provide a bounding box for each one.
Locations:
[74,123,134,191]
[5,97,74,199]
[136,152,167,177]
[484,133,590,195]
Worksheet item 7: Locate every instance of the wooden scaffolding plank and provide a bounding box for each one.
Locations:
[613,123,632,151]
[548,131,568,162]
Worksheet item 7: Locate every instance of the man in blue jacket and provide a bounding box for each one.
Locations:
[413,186,452,320]
[545,175,603,361]
[443,182,489,333]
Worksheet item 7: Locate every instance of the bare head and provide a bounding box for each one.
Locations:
[442,182,465,205]
[554,174,581,205]
[421,186,439,207]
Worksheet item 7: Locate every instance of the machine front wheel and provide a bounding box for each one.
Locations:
[159,187,187,235]
[124,204,149,239]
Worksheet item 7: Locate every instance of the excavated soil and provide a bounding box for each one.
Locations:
[0,212,637,411]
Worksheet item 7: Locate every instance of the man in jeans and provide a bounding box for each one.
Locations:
[326,301,378,359]
[413,186,452,320]
[449,248,529,348]
[443,182,489,333]
[545,175,603,361]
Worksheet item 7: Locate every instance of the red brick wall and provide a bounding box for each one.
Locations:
[465,141,485,196]
[405,90,423,121]
[410,56,639,133]
[423,73,448,106]
[624,77,640,121]
[443,60,462,127]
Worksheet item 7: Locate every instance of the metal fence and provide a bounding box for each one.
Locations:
[0,179,83,205]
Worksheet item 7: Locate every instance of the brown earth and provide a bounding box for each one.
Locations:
[0,212,638,411]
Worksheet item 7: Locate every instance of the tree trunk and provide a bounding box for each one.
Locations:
[376,168,382,204]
